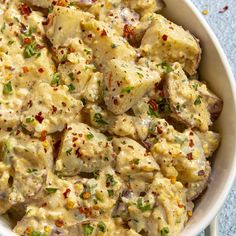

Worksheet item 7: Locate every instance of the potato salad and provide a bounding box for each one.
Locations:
[0,0,223,236]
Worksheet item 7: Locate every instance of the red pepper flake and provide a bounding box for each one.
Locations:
[7,127,12,132]
[162,34,168,41]
[113,99,118,105]
[63,188,71,199]
[178,203,185,208]
[57,0,68,6]
[148,99,158,112]
[156,126,163,135]
[23,37,32,45]
[101,29,107,37]
[123,24,135,40]
[61,102,66,107]
[51,105,57,114]
[79,206,93,217]
[27,100,33,108]
[55,219,64,228]
[187,153,193,160]
[22,66,29,73]
[18,3,32,16]
[72,137,78,142]
[75,147,82,158]
[198,170,205,176]
[219,5,229,13]
[40,130,47,142]
[38,68,44,73]
[42,202,47,207]
[16,129,21,135]
[68,47,75,53]
[189,139,194,147]
[35,112,44,123]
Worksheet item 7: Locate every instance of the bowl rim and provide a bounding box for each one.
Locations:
[0,1,236,236]
[179,0,236,235]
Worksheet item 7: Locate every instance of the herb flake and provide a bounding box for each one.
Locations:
[106,174,117,187]
[121,86,134,94]
[3,81,13,95]
[97,221,107,232]
[157,62,174,73]
[27,168,38,173]
[51,73,61,86]
[194,95,202,105]
[137,197,151,212]
[160,227,169,235]
[83,224,94,236]
[93,113,108,125]
[87,133,94,140]
[45,188,58,194]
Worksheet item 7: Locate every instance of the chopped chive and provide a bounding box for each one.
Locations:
[45,188,58,193]
[3,81,13,95]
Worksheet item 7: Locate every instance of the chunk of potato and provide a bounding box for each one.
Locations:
[124,0,164,16]
[80,72,103,103]
[14,171,123,236]
[0,132,53,214]
[164,63,211,132]
[112,137,159,182]
[128,13,159,46]
[56,123,114,176]
[58,61,95,97]
[146,173,189,236]
[151,126,208,183]
[81,19,137,67]
[21,82,83,135]
[103,59,160,114]
[108,114,137,138]
[125,173,189,235]
[196,131,221,158]
[46,7,94,46]
[185,162,211,200]
[190,80,223,121]
[88,2,140,37]
[13,172,78,235]
[140,14,201,75]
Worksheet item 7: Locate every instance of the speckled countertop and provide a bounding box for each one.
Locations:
[190,1,236,235]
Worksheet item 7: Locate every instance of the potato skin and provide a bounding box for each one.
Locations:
[190,80,223,121]
[163,63,212,132]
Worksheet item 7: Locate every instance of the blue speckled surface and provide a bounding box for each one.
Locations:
[190,1,236,235]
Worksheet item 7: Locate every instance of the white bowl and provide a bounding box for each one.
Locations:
[1,0,236,235]
[162,0,236,236]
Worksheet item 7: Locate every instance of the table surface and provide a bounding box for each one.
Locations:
[190,1,236,235]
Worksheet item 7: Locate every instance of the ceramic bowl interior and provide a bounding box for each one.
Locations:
[0,1,236,236]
